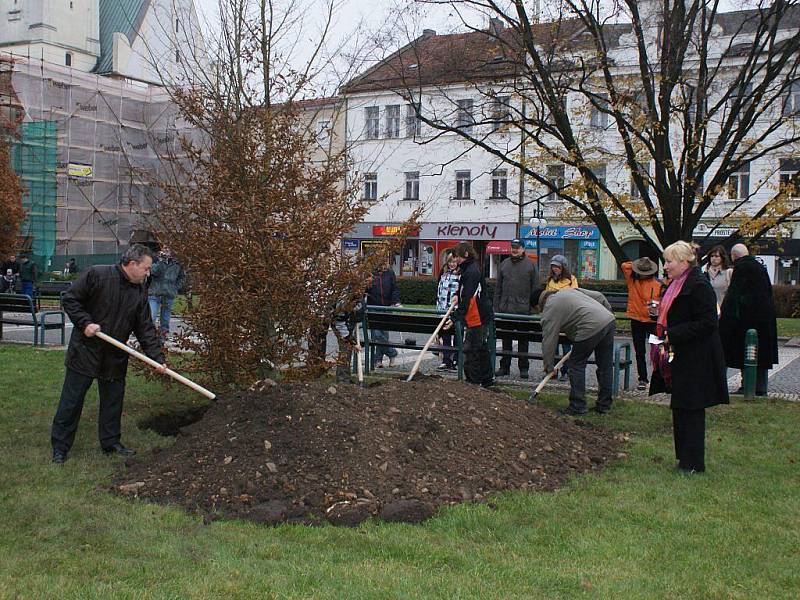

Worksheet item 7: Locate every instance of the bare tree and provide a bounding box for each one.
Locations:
[357,0,800,261]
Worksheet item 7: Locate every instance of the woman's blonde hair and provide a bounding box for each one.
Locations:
[663,240,698,266]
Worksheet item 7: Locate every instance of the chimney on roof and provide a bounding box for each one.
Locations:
[489,17,504,35]
[422,29,437,37]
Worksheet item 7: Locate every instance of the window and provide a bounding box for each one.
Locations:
[491,95,511,132]
[455,170,471,199]
[316,120,330,145]
[364,172,378,201]
[779,158,800,197]
[630,162,649,199]
[365,106,379,139]
[385,105,401,138]
[783,82,800,118]
[491,169,508,198]
[728,83,753,123]
[175,18,180,33]
[405,172,420,200]
[175,49,180,62]
[456,99,475,131]
[727,163,750,200]
[405,103,422,137]
[546,164,565,202]
[590,94,609,129]
[590,164,607,198]
[65,53,72,67]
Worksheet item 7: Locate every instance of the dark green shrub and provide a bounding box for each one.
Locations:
[773,285,800,318]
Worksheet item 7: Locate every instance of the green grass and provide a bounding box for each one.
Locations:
[1,345,798,599]
[777,318,800,338]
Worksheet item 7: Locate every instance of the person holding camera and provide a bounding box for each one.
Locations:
[148,246,185,341]
[621,257,663,391]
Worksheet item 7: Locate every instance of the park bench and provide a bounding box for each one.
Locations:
[362,306,466,378]
[34,280,72,311]
[0,293,66,346]
[491,312,633,393]
[602,291,629,313]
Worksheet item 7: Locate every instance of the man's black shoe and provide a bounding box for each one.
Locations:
[592,406,610,415]
[103,443,136,456]
[558,407,588,416]
[495,368,510,377]
[52,449,68,464]
[519,370,529,380]
[480,380,497,389]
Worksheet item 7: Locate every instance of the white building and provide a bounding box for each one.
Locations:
[339,7,800,283]
[0,0,205,84]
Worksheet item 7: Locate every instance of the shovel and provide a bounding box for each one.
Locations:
[354,323,365,388]
[528,350,572,403]
[96,331,216,400]
[406,298,457,382]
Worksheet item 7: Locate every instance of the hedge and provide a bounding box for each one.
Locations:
[773,285,800,318]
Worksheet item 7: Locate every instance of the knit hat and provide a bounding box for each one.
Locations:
[549,254,568,270]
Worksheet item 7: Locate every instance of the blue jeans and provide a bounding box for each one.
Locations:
[21,281,34,298]
[148,296,174,333]
[370,329,397,365]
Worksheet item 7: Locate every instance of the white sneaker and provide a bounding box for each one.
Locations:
[436,363,448,370]
[388,357,396,367]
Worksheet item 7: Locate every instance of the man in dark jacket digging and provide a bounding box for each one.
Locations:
[50,245,166,464]
[493,238,538,379]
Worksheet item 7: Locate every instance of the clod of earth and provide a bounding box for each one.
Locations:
[113,379,623,526]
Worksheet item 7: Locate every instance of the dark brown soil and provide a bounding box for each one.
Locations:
[112,377,625,526]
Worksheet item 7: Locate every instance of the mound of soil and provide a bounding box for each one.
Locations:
[112,378,624,526]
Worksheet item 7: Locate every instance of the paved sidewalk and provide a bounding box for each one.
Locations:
[4,317,798,399]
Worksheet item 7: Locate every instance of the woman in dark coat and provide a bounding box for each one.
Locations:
[718,245,778,396]
[650,241,729,474]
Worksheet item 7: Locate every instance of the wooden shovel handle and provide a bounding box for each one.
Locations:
[95,331,216,400]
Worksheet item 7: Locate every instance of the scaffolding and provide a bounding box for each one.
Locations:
[1,54,189,271]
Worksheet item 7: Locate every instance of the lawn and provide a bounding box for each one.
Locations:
[1,344,798,599]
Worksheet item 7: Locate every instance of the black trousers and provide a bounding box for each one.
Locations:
[630,319,656,383]
[464,324,494,385]
[566,322,616,412]
[672,408,706,472]
[499,336,529,372]
[51,368,126,453]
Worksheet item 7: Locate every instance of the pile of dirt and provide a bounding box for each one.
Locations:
[112,377,625,526]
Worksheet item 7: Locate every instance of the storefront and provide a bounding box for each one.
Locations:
[343,222,518,277]
[518,224,601,280]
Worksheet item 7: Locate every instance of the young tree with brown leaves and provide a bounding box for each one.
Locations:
[152,0,418,383]
[0,120,24,257]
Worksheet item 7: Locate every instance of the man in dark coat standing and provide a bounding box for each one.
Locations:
[50,245,166,464]
[718,243,778,396]
[366,261,401,368]
[493,238,538,379]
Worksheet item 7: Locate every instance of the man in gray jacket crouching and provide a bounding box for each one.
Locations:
[538,288,615,415]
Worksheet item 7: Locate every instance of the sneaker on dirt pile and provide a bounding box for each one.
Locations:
[388,357,396,367]
[436,363,448,370]
[637,380,648,391]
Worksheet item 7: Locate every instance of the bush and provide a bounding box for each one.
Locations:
[579,279,628,294]
[773,285,800,318]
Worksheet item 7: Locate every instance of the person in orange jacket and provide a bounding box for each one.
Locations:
[621,257,662,390]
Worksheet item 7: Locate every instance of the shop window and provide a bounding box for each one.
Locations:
[456,98,474,131]
[364,172,377,201]
[491,95,511,132]
[590,93,609,129]
[385,105,401,138]
[365,107,379,139]
[779,158,800,197]
[405,171,420,200]
[727,164,750,200]
[547,164,565,202]
[406,103,422,137]
[455,170,471,199]
[491,169,508,198]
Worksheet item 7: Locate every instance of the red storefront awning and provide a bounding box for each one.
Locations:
[485,241,512,255]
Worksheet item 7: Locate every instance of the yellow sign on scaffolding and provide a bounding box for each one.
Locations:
[67,163,93,178]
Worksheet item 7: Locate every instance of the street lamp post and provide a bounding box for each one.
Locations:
[529,204,547,279]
